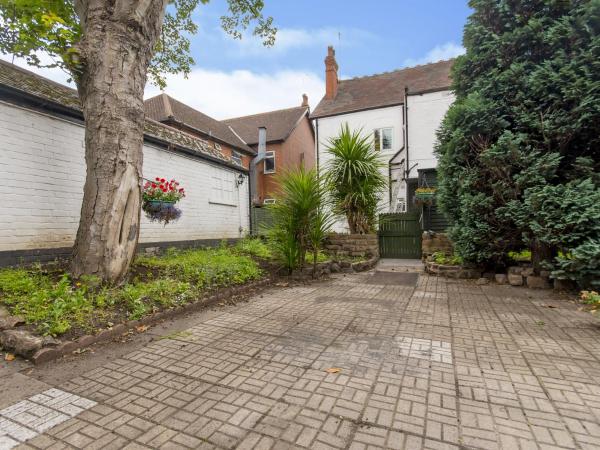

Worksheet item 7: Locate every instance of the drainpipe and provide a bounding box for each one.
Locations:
[315,118,320,172]
[250,127,267,234]
[404,87,410,180]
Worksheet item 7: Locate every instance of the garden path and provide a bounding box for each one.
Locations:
[2,270,600,449]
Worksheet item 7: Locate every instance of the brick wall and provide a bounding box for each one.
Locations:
[0,101,249,255]
[324,234,379,258]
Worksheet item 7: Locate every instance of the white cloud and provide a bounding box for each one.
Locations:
[227,26,375,57]
[145,68,324,119]
[403,42,465,67]
[0,53,75,87]
[1,54,324,120]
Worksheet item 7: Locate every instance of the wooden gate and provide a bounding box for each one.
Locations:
[378,213,422,258]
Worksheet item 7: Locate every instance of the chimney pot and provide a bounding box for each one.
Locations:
[325,46,339,100]
[301,93,309,107]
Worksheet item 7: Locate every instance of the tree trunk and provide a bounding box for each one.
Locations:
[531,239,553,275]
[71,0,168,283]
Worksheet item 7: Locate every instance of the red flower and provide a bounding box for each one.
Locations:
[160,178,166,183]
[155,177,160,181]
[151,183,156,188]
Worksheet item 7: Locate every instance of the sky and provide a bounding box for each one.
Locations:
[1,1,472,119]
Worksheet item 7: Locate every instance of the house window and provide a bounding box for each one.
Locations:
[263,198,276,205]
[264,151,275,174]
[374,128,393,151]
[231,151,242,166]
[210,168,237,206]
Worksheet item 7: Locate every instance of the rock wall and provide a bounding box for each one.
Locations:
[324,234,379,258]
[422,232,453,259]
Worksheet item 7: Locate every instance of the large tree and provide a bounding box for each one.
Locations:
[436,0,600,284]
[0,0,275,283]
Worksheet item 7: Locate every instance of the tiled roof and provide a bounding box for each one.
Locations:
[223,106,309,145]
[0,60,238,166]
[145,94,254,153]
[311,59,454,118]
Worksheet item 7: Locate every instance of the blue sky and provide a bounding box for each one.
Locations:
[192,1,471,77]
[2,1,472,119]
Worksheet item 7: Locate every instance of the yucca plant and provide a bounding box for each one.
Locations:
[325,124,386,234]
[267,168,332,274]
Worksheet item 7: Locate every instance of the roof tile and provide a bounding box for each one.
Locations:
[224,106,309,145]
[311,59,454,118]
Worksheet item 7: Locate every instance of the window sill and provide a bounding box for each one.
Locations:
[209,200,238,207]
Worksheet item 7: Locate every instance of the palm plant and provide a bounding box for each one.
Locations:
[325,124,387,234]
[267,168,332,274]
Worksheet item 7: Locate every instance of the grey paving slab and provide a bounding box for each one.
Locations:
[6,272,600,449]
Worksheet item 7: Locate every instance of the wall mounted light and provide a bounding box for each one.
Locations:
[237,173,245,186]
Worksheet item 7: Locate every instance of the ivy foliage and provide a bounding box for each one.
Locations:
[0,0,276,88]
[436,0,600,286]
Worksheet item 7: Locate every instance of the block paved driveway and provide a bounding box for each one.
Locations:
[8,270,600,449]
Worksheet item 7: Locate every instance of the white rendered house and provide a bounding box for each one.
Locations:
[311,47,455,231]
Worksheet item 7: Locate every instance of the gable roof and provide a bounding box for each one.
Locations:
[223,106,310,145]
[144,94,253,154]
[0,59,243,169]
[311,59,454,119]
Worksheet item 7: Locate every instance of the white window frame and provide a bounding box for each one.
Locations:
[263,198,276,205]
[231,151,242,166]
[374,127,393,151]
[264,151,275,174]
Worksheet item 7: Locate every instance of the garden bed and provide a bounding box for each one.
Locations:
[0,239,377,364]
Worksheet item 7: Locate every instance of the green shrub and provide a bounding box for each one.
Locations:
[508,250,532,263]
[234,237,272,259]
[267,168,332,273]
[325,124,386,234]
[436,1,600,276]
[431,252,463,266]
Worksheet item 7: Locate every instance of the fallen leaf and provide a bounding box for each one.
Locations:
[326,368,342,374]
[4,353,15,362]
[136,325,149,333]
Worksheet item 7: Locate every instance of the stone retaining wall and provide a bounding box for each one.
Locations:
[422,232,453,260]
[324,233,379,258]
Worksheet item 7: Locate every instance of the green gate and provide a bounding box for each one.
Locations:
[378,213,422,258]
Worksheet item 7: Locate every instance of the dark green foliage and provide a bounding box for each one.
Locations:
[436,0,600,282]
[267,168,332,273]
[325,125,387,234]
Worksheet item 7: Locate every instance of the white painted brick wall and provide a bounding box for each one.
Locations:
[0,101,249,252]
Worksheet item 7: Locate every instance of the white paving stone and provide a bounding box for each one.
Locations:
[394,336,453,364]
[0,389,96,446]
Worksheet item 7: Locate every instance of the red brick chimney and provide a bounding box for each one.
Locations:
[301,93,309,107]
[325,46,338,100]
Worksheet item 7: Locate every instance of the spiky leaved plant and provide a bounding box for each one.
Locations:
[267,168,331,274]
[325,124,386,234]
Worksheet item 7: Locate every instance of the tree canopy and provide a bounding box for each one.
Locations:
[436,0,600,286]
[0,0,276,88]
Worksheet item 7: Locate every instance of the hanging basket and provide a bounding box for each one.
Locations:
[142,178,186,225]
[414,188,436,206]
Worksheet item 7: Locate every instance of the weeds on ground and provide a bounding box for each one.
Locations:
[580,290,600,307]
[0,247,262,336]
[234,237,272,259]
